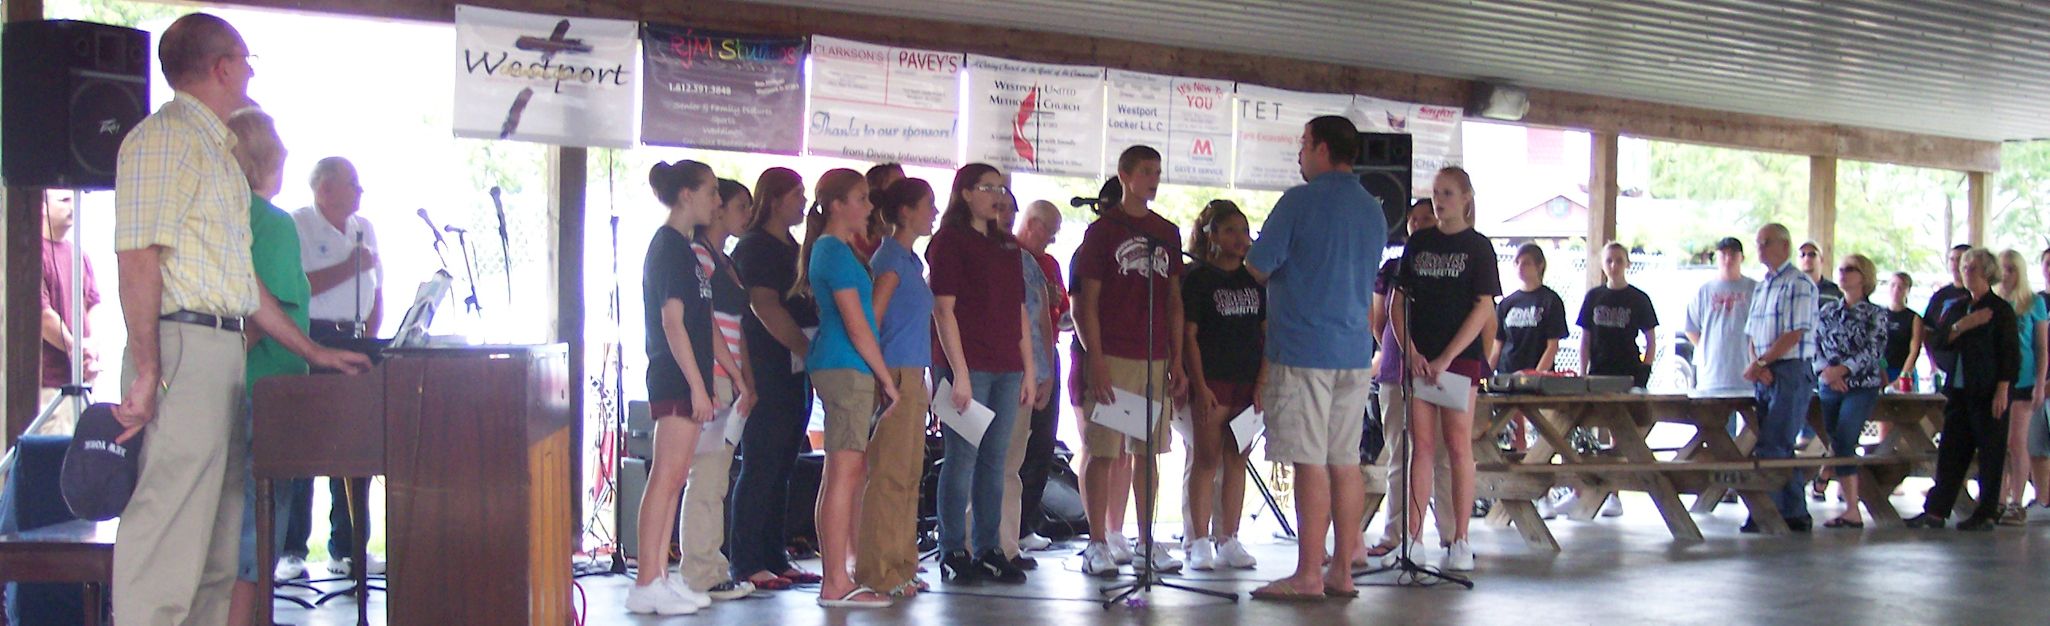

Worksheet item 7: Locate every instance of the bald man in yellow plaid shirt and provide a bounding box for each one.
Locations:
[110,14,367,625]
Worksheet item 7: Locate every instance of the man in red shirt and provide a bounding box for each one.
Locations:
[1073,146,1187,575]
[38,189,101,435]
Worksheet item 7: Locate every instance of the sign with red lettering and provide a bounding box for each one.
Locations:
[640,24,806,154]
[966,55,1105,177]
[1353,95,1465,194]
[453,5,638,148]
[806,36,963,167]
[1101,71,1234,186]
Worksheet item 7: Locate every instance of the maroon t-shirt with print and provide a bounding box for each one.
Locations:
[1073,209,1185,360]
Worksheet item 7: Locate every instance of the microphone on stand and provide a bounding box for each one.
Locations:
[443,224,468,234]
[1069,196,1101,208]
[489,187,514,305]
[417,208,447,246]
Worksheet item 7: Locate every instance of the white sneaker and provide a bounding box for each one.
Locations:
[1019,533,1052,551]
[1082,542,1119,576]
[326,555,387,576]
[665,574,713,608]
[1535,494,1557,519]
[624,580,699,615]
[1381,540,1426,568]
[1186,537,1217,571]
[1141,544,1183,573]
[706,579,755,601]
[1216,537,1257,569]
[274,555,307,581]
[1600,494,1624,518]
[1105,532,1134,564]
[1443,539,1474,571]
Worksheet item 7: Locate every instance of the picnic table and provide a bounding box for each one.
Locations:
[1460,392,1945,551]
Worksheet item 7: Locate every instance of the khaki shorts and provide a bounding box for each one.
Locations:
[1081,355,1174,458]
[814,368,879,452]
[1262,364,1373,465]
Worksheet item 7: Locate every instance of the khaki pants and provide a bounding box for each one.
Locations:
[853,368,929,591]
[1081,356,1173,458]
[999,392,1032,556]
[34,387,82,436]
[115,322,247,626]
[679,377,737,591]
[1375,383,1453,543]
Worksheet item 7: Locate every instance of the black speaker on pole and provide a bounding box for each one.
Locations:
[3,20,151,191]
[1354,132,1412,234]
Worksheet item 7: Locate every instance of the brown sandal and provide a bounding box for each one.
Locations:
[1364,540,1400,558]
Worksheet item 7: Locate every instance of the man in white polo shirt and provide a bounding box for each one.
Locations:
[274,156,386,580]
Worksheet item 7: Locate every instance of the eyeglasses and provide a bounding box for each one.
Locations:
[1800,251,1818,258]
[971,184,1009,194]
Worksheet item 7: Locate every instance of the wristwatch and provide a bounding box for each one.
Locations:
[1754,358,1771,369]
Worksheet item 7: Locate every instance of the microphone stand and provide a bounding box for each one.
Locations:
[1095,208,1238,608]
[450,228,483,316]
[1353,276,1472,589]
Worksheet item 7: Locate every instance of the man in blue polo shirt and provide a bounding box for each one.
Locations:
[1246,115,1385,600]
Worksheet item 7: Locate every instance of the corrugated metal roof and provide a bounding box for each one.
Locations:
[751,0,2050,142]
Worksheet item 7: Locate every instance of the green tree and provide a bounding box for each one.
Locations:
[1991,141,2050,256]
[45,0,182,27]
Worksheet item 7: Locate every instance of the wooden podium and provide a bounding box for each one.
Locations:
[252,345,572,626]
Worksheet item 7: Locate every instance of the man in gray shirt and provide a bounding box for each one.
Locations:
[1686,237,1757,397]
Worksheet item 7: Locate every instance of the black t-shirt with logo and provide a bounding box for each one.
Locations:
[644,226,715,406]
[1496,286,1569,375]
[1183,263,1266,383]
[1576,284,1659,376]
[1397,227,1501,363]
[1885,307,1920,373]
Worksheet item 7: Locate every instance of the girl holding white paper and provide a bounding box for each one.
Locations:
[927,163,1037,585]
[855,177,940,597]
[1179,200,1265,571]
[792,169,900,608]
[670,178,761,601]
[1389,167,1500,572]
[626,160,742,615]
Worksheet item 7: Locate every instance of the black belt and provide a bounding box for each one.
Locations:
[160,310,243,332]
[309,320,363,336]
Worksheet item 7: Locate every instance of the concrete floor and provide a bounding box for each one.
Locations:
[275,490,2050,626]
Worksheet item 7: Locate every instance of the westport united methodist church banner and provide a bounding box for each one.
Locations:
[453,5,639,148]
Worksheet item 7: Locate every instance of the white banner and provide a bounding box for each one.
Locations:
[806,36,963,167]
[1232,84,1355,191]
[1353,96,1465,194]
[453,5,638,148]
[1102,71,1233,186]
[966,55,1105,177]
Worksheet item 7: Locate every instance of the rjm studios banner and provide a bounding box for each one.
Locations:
[641,24,806,154]
[453,5,638,148]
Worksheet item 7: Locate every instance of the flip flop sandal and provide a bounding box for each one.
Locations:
[1324,586,1360,598]
[1822,517,1865,529]
[749,576,793,591]
[1365,541,1400,558]
[1249,583,1326,602]
[818,586,892,608]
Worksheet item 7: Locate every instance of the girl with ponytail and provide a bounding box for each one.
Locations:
[855,177,940,597]
[1178,199,1264,570]
[798,169,898,608]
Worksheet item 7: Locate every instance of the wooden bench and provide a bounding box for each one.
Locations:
[0,518,114,625]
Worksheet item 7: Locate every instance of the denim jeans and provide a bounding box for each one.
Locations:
[936,368,1024,554]
[727,360,813,579]
[1753,360,1816,521]
[1818,386,1880,477]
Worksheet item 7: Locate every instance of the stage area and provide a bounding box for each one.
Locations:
[273,490,2050,626]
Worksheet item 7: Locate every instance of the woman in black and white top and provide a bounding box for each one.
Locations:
[1389,166,1498,571]
[1812,254,1886,529]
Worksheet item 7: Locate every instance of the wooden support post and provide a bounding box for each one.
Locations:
[549,146,587,543]
[1808,156,1838,265]
[1966,171,1990,247]
[5,0,46,448]
[1586,132,1619,289]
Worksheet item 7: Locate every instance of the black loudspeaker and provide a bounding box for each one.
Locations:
[3,20,151,191]
[1355,132,1412,234]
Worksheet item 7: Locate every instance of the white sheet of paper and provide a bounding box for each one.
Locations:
[697,407,736,455]
[723,406,746,447]
[791,327,820,372]
[1413,370,1473,412]
[1170,404,1193,439]
[1091,388,1156,441]
[932,378,997,447]
[1230,406,1265,453]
